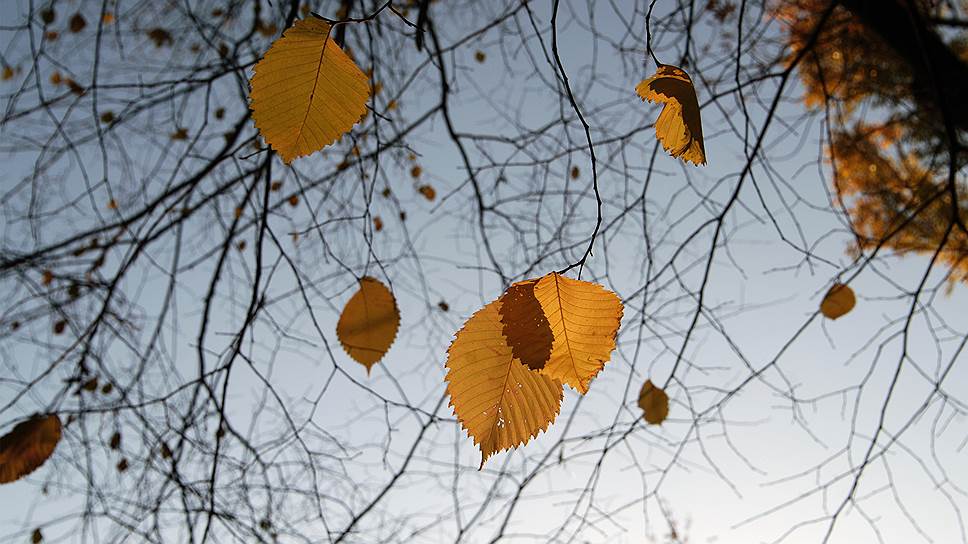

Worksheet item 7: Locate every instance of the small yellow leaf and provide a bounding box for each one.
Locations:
[446,298,563,468]
[1,66,13,81]
[336,277,400,373]
[373,215,383,231]
[638,379,669,425]
[474,50,486,63]
[32,528,43,543]
[170,127,188,140]
[288,194,299,207]
[0,414,61,484]
[410,165,422,178]
[100,111,115,124]
[570,166,580,179]
[107,198,117,210]
[418,185,435,201]
[101,12,115,24]
[636,64,706,166]
[249,18,370,164]
[50,71,62,85]
[498,279,553,371]
[820,283,855,319]
[533,272,623,393]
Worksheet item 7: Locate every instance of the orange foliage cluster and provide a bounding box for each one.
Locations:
[833,127,968,282]
[775,0,910,113]
[778,1,968,282]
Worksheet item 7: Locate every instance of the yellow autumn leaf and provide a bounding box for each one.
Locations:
[532,272,623,394]
[636,64,706,166]
[446,298,563,468]
[498,279,553,371]
[249,18,369,164]
[820,283,855,319]
[336,276,400,373]
[0,414,61,484]
[638,379,669,425]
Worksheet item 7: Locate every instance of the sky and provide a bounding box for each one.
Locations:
[1,1,967,543]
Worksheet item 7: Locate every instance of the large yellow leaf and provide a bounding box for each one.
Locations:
[820,283,855,319]
[249,18,369,164]
[498,279,554,371]
[336,276,400,373]
[0,414,61,484]
[636,64,706,166]
[533,273,623,394]
[446,299,563,468]
[637,379,669,425]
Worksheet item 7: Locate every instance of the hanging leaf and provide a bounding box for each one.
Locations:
[636,64,706,166]
[446,298,563,468]
[532,273,623,394]
[498,280,554,371]
[249,18,370,164]
[336,276,400,373]
[638,379,669,425]
[0,414,62,484]
[820,283,855,319]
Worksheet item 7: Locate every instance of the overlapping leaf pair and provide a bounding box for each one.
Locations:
[445,273,623,467]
